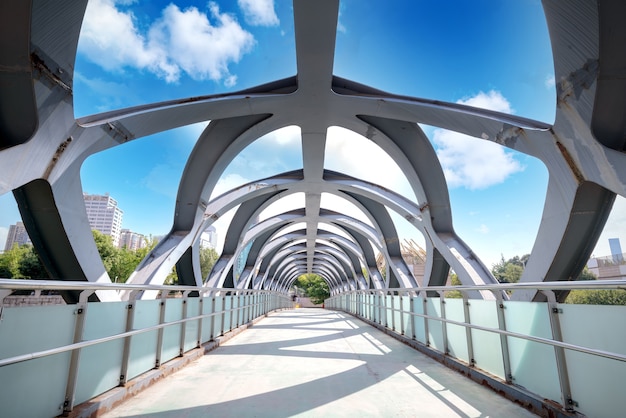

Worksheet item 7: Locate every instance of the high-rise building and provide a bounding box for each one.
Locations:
[119,229,146,251]
[83,193,124,246]
[609,238,623,264]
[199,226,218,249]
[4,221,31,251]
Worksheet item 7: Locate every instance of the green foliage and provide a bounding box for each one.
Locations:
[92,230,161,283]
[19,246,48,279]
[565,289,626,305]
[0,244,48,279]
[576,266,596,281]
[200,247,219,281]
[491,254,527,283]
[294,273,330,305]
[445,273,463,299]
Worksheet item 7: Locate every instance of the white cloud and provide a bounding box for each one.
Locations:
[211,173,251,199]
[545,74,555,89]
[238,0,279,26]
[433,90,524,190]
[476,224,489,234]
[79,0,254,85]
[325,127,414,199]
[457,90,513,113]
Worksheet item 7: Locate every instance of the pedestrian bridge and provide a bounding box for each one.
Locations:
[1,279,625,417]
[2,0,626,417]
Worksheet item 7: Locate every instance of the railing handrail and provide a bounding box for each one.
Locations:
[336,279,626,295]
[0,278,282,295]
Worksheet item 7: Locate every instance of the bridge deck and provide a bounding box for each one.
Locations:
[102,309,535,417]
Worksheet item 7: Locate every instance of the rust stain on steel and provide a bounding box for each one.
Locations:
[30,52,71,92]
[43,137,72,179]
[555,140,585,184]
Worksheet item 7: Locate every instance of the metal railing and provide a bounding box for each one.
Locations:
[0,279,291,416]
[326,280,626,417]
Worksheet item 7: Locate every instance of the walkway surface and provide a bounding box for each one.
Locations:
[102,309,536,417]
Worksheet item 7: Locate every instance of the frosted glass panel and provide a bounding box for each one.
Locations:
[214,297,224,335]
[426,298,444,352]
[128,299,160,379]
[560,304,626,418]
[412,297,426,344]
[75,301,127,404]
[444,299,468,362]
[0,304,75,356]
[184,298,200,352]
[503,301,560,403]
[388,295,398,332]
[0,354,71,418]
[223,296,232,332]
[385,295,393,328]
[161,299,183,364]
[0,304,75,418]
[468,300,504,378]
[400,295,411,336]
[201,296,215,342]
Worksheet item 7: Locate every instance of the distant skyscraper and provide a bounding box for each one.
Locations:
[609,238,623,263]
[83,193,124,246]
[199,226,218,249]
[4,221,31,251]
[119,229,146,251]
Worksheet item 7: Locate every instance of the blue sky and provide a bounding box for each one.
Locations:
[2,0,625,267]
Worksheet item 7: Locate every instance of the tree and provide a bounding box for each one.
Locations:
[0,244,30,278]
[445,273,463,299]
[19,246,48,279]
[294,274,330,305]
[565,289,626,305]
[200,247,219,281]
[491,254,526,283]
[92,230,118,275]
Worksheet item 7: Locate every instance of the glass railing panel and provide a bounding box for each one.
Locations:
[75,301,127,404]
[392,295,403,333]
[426,298,444,352]
[444,298,469,363]
[184,298,200,352]
[223,296,233,333]
[0,304,75,418]
[214,297,224,336]
[385,294,394,328]
[127,299,160,380]
[560,304,626,418]
[503,300,560,402]
[468,299,504,379]
[161,298,184,364]
[401,295,411,335]
[412,297,427,344]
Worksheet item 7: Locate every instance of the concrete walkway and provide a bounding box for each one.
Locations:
[102,309,536,417]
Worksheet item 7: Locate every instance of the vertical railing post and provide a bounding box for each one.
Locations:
[422,291,429,346]
[542,290,575,411]
[390,292,396,331]
[119,290,141,386]
[494,292,512,383]
[197,294,204,347]
[399,293,405,335]
[209,294,216,340]
[220,293,226,335]
[155,291,168,368]
[179,290,190,357]
[409,294,416,339]
[438,291,449,355]
[462,292,475,367]
[63,290,93,414]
